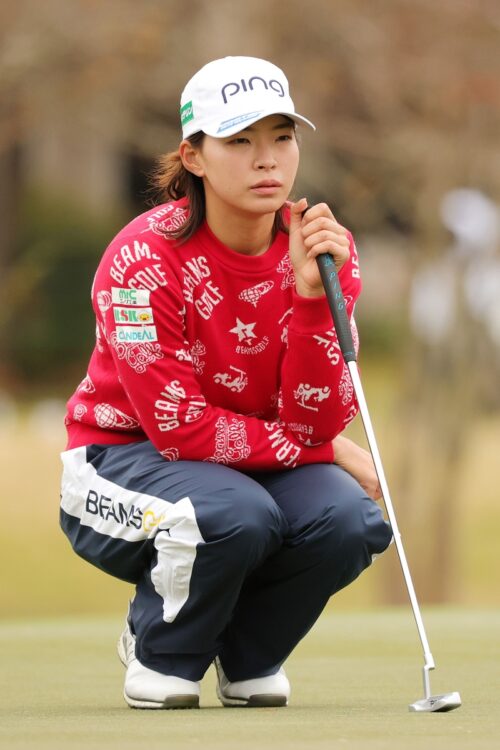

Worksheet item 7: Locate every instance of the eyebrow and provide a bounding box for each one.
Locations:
[240,120,295,133]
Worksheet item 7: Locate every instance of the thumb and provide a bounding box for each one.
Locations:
[289,197,308,233]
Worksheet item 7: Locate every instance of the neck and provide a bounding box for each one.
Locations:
[204,199,276,256]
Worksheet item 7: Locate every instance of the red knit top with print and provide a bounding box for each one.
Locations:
[65,199,361,470]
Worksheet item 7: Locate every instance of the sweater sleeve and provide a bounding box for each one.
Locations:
[278,233,361,445]
[95,252,333,471]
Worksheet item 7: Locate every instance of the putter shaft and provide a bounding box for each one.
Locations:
[347,360,436,694]
[315,251,461,711]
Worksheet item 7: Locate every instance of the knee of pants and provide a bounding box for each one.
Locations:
[303,494,392,569]
[196,481,286,563]
[336,495,392,561]
[337,495,391,555]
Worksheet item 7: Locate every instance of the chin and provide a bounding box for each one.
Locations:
[248,194,288,214]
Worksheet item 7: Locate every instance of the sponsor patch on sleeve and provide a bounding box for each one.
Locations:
[111,287,151,306]
[115,325,158,343]
[113,306,154,325]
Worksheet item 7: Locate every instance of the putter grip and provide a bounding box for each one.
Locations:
[316,254,357,363]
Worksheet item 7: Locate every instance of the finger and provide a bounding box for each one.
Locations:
[362,482,381,501]
[301,216,348,240]
[289,198,308,233]
[305,242,350,266]
[303,228,350,251]
[305,241,349,258]
[300,202,336,224]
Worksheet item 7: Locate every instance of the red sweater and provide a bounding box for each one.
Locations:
[65,199,361,470]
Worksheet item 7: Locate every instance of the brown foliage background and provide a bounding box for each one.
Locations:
[1,0,499,607]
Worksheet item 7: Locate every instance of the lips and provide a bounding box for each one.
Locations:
[251,179,283,188]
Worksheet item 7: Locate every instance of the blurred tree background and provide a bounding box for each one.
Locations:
[1,0,499,614]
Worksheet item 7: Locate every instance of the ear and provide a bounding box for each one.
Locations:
[179,139,205,177]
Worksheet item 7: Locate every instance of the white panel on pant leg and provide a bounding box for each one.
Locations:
[60,446,164,542]
[61,447,205,621]
[150,496,204,623]
[60,447,204,547]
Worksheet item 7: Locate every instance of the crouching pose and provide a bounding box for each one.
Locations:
[60,56,392,709]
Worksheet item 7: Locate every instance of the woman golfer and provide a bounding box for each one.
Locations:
[60,56,392,709]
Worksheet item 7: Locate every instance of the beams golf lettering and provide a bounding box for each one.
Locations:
[86,490,142,529]
[155,381,207,432]
[264,422,301,468]
[182,255,224,319]
[109,240,168,291]
[85,491,166,534]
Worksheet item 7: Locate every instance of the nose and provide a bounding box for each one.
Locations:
[253,145,277,170]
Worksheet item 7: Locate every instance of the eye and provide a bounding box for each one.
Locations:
[228,137,250,145]
[277,134,293,142]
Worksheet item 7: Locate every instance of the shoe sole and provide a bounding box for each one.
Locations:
[124,692,200,710]
[216,685,287,708]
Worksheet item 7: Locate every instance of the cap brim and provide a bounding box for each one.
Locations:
[201,110,316,138]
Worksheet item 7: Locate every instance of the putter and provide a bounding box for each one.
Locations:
[316,252,461,713]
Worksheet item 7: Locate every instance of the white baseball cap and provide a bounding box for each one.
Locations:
[180,56,316,139]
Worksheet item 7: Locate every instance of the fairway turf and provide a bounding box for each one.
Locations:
[0,609,498,750]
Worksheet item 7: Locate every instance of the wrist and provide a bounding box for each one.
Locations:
[295,279,325,298]
[332,435,351,464]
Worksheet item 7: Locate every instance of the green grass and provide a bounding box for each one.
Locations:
[1,609,498,750]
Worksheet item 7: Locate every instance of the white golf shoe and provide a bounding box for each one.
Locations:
[215,657,290,707]
[117,622,200,709]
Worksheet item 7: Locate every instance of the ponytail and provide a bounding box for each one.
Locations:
[151,131,290,243]
[152,132,206,242]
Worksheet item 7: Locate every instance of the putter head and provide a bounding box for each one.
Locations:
[409,691,461,713]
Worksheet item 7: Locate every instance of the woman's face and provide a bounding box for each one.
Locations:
[186,115,300,218]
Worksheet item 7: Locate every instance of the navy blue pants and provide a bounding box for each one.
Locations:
[60,441,392,681]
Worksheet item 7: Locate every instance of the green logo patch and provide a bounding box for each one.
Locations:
[180,101,194,126]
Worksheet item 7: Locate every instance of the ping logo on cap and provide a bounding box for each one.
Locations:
[221,77,285,105]
[180,101,194,126]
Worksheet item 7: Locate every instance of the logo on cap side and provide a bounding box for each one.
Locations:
[217,111,264,134]
[181,101,194,126]
[221,77,285,105]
